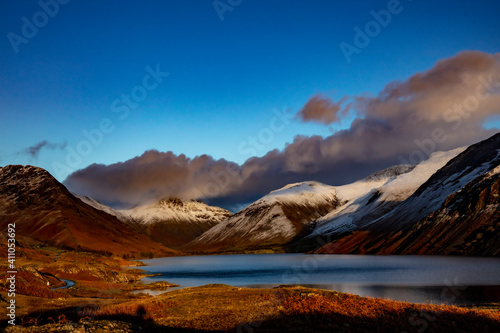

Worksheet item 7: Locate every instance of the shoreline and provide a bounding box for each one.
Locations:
[3,284,500,332]
[2,244,499,331]
[128,253,500,308]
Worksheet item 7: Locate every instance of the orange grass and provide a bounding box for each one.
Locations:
[93,299,179,321]
[75,286,500,332]
[0,268,66,299]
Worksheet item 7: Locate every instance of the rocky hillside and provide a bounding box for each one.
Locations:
[78,195,232,248]
[185,181,342,252]
[120,198,232,248]
[317,133,500,256]
[294,149,463,251]
[0,165,174,256]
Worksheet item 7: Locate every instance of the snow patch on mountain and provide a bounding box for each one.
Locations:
[310,147,465,236]
[364,137,500,231]
[75,194,133,223]
[120,198,232,225]
[259,181,338,206]
[194,203,293,244]
[76,195,231,227]
[189,181,341,249]
[380,148,466,201]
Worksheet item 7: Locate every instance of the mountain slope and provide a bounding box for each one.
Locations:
[369,133,500,232]
[78,195,232,249]
[187,165,416,253]
[120,198,232,248]
[307,148,464,239]
[185,181,342,252]
[0,165,174,256]
[317,133,500,256]
[76,194,134,223]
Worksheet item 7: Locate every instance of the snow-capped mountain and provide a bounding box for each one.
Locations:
[317,133,500,256]
[306,148,465,239]
[187,164,420,253]
[185,181,342,252]
[120,198,232,248]
[77,195,232,248]
[369,135,500,232]
[121,198,231,226]
[188,140,489,254]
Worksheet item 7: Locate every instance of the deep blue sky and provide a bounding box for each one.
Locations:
[1,0,499,181]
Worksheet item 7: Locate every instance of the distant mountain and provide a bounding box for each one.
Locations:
[317,133,500,256]
[187,165,420,252]
[186,134,499,255]
[185,181,343,252]
[300,148,464,244]
[78,195,232,248]
[121,198,232,248]
[0,165,174,256]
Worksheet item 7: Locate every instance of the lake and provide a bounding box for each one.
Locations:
[133,254,500,306]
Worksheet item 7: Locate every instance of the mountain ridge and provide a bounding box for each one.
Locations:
[0,165,174,256]
[316,133,500,256]
[77,195,232,249]
[184,181,342,252]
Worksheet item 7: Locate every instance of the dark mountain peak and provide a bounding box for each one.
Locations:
[1,164,56,183]
[156,197,207,206]
[0,164,173,255]
[317,132,500,256]
[362,164,415,182]
[413,132,500,197]
[157,197,185,207]
[0,165,73,210]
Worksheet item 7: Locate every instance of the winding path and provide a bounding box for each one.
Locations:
[51,279,75,290]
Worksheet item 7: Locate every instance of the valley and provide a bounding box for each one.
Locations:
[1,133,500,331]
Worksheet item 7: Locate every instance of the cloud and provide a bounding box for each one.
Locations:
[23,140,67,159]
[64,51,500,211]
[296,94,349,125]
[64,152,230,208]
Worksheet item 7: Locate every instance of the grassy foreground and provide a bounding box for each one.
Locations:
[2,284,500,332]
[1,244,500,332]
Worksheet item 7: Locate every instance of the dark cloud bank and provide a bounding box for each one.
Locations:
[64,51,500,211]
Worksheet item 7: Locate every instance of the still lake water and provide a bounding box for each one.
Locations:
[134,254,500,306]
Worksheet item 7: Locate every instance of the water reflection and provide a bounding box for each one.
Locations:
[132,254,500,305]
